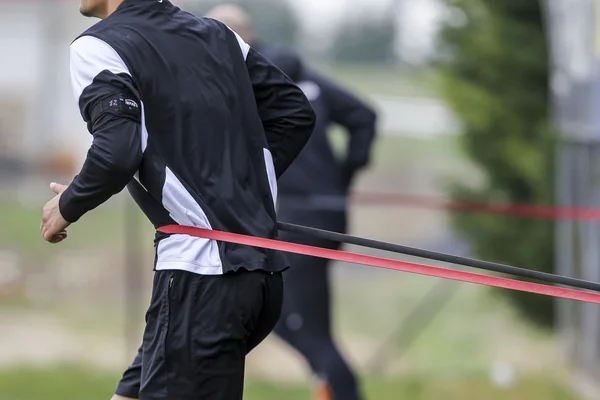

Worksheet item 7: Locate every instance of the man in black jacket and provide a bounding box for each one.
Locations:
[40,1,315,399]
[207,5,378,400]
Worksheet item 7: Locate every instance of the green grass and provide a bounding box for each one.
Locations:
[248,375,578,400]
[0,195,153,261]
[333,272,558,376]
[1,197,122,256]
[0,365,578,400]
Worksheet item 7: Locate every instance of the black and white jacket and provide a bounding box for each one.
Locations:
[62,0,315,275]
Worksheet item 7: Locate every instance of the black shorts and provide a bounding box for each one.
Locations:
[115,269,283,400]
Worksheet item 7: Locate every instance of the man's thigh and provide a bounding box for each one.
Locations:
[115,341,245,400]
[137,270,267,400]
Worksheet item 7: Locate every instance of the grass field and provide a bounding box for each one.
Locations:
[0,365,578,400]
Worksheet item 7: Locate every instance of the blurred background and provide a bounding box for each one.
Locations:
[1,0,600,399]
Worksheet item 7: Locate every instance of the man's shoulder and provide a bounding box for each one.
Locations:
[202,16,241,40]
[202,16,229,29]
[71,20,99,46]
[69,20,136,75]
[71,13,136,47]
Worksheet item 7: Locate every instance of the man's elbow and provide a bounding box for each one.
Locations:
[108,152,142,187]
[109,163,139,182]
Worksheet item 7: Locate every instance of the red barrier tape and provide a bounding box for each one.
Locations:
[351,192,600,221]
[157,225,600,305]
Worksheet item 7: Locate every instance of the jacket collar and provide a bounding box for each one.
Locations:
[117,0,169,10]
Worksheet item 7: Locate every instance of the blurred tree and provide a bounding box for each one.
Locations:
[333,13,396,63]
[437,0,555,326]
[190,0,299,46]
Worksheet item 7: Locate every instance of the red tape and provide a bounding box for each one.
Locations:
[351,192,600,221]
[157,225,600,305]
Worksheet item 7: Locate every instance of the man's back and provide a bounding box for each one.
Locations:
[70,0,314,274]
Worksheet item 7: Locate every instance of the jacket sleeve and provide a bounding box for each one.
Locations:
[59,35,143,223]
[232,33,315,178]
[312,72,378,171]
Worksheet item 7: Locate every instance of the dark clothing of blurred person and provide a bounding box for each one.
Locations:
[40,1,315,399]
[263,46,377,400]
[207,6,377,400]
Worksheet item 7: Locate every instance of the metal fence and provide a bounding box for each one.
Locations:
[546,0,600,383]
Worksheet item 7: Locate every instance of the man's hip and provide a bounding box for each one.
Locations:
[117,268,283,400]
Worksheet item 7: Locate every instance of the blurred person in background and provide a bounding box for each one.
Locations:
[207,5,378,400]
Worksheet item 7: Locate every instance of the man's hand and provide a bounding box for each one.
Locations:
[41,182,71,244]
